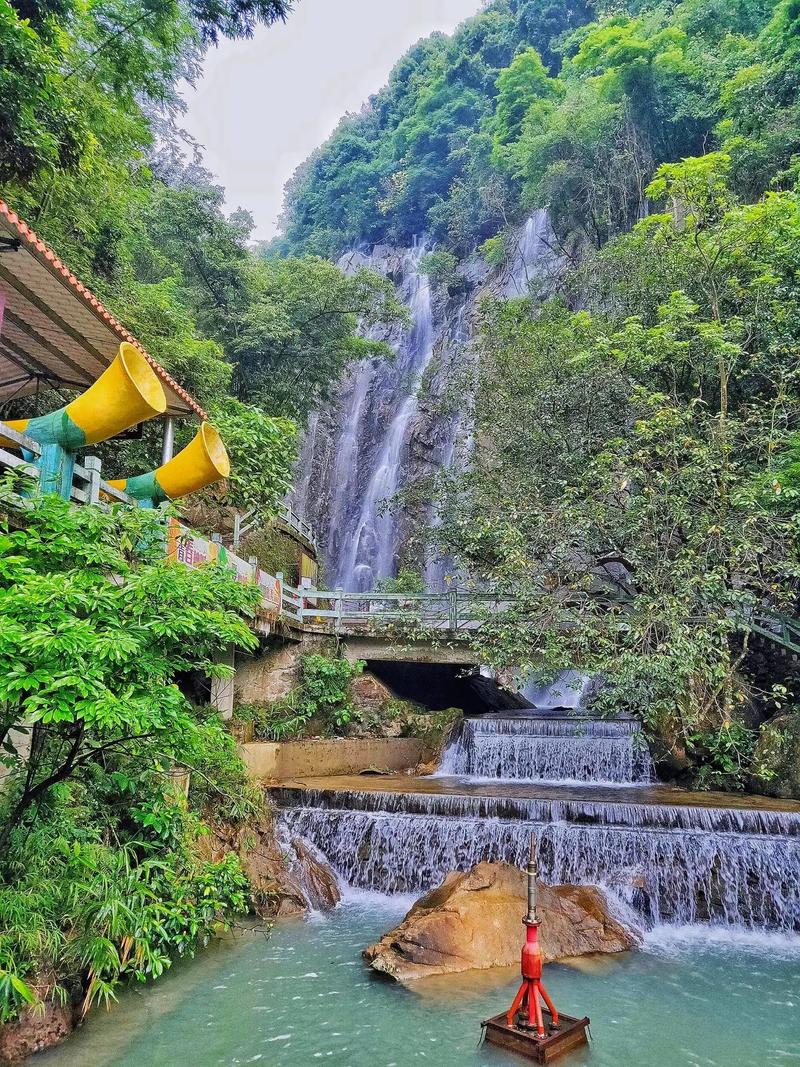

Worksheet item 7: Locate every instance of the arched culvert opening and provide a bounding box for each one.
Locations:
[364,660,522,715]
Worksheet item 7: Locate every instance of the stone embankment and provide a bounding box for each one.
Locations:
[363,861,638,982]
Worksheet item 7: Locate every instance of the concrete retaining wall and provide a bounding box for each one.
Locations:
[239,737,425,780]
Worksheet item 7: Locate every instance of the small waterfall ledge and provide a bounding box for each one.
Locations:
[438,714,655,785]
[275,784,800,932]
[273,707,799,933]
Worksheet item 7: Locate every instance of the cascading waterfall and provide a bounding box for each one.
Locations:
[337,241,434,591]
[275,699,800,929]
[276,788,800,931]
[438,715,654,784]
[502,208,556,297]
[424,299,472,591]
[295,211,561,590]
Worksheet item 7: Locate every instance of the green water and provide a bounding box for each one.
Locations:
[37,895,800,1067]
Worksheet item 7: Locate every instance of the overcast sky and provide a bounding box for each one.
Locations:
[181,0,484,240]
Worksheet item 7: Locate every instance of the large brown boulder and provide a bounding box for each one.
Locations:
[349,671,394,716]
[363,862,638,982]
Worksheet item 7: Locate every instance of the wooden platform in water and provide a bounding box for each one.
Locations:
[483,1010,590,1063]
[266,773,800,814]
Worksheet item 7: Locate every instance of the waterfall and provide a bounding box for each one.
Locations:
[423,298,472,591]
[333,241,435,591]
[294,211,561,590]
[438,715,654,784]
[520,669,598,710]
[275,788,800,931]
[502,208,556,297]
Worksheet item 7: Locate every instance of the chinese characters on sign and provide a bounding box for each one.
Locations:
[167,518,283,627]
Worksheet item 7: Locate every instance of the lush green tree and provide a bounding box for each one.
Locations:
[0,477,268,1017]
[434,158,800,782]
[230,255,408,420]
[0,0,83,181]
[0,477,259,848]
[209,397,298,517]
[513,0,597,72]
[491,47,561,152]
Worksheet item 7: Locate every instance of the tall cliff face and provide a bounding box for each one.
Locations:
[291,213,560,590]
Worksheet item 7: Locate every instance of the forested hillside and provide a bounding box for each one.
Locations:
[276,0,791,258]
[280,0,800,796]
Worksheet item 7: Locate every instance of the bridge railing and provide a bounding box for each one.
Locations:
[288,587,509,634]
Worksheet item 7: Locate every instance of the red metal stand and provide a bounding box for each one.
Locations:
[506,921,559,1037]
[504,836,558,1037]
[482,835,589,1063]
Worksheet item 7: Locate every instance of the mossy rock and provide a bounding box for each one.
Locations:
[750,713,800,799]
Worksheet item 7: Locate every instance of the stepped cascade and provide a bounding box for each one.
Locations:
[439,714,654,785]
[276,701,800,931]
[276,785,800,931]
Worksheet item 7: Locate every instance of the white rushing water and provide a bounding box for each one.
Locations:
[502,207,555,297]
[277,787,800,931]
[295,210,561,591]
[276,697,799,930]
[336,241,434,590]
[438,715,654,784]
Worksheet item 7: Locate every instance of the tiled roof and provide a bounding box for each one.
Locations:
[0,199,207,419]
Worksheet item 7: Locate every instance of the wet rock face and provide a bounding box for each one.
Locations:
[291,839,341,911]
[292,214,563,592]
[203,816,308,918]
[291,241,482,589]
[0,998,79,1065]
[362,861,637,982]
[349,671,394,716]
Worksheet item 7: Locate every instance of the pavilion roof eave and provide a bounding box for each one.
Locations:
[0,200,207,420]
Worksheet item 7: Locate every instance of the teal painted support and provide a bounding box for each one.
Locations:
[36,441,76,499]
[448,587,458,630]
[122,470,166,505]
[17,408,87,500]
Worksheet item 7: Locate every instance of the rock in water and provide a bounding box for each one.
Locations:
[291,839,341,910]
[0,999,79,1064]
[362,862,637,982]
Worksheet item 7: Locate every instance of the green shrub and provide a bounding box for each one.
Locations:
[235,654,367,740]
[418,250,465,295]
[478,234,508,266]
[0,482,262,1021]
[0,784,251,1021]
[688,721,756,792]
[185,709,264,823]
[237,699,314,742]
[297,654,365,733]
[375,569,426,595]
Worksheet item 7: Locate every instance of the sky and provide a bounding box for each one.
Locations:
[181,0,484,240]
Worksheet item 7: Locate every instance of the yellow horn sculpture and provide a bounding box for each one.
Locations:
[1,343,167,449]
[108,423,230,505]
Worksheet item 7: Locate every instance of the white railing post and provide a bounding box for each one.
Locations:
[335,587,344,636]
[84,455,102,505]
[448,586,458,630]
